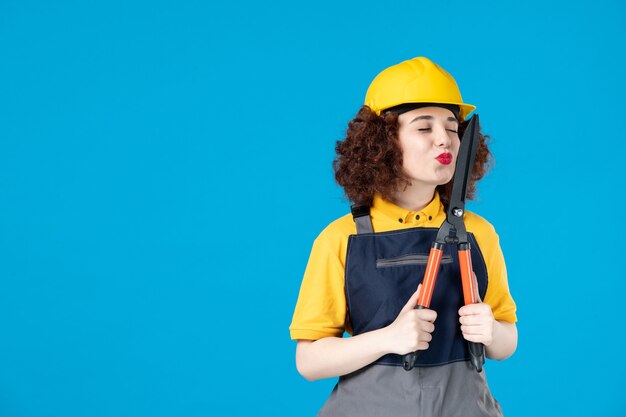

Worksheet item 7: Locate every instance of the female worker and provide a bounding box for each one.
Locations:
[289,57,517,417]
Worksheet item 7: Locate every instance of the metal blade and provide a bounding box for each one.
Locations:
[448,114,480,218]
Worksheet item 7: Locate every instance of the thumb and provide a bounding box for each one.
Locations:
[400,284,422,314]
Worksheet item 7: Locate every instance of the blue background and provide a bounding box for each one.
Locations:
[1,0,624,416]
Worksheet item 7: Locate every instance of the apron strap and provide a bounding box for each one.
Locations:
[351,205,374,234]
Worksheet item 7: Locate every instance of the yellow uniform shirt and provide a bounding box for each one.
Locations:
[290,193,517,341]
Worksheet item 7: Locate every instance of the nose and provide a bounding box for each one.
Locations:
[434,125,452,148]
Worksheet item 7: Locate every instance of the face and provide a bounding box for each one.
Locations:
[396,106,460,189]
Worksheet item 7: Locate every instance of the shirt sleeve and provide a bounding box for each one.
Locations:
[289,236,348,340]
[480,228,518,323]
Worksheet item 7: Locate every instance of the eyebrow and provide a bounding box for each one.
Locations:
[409,115,459,124]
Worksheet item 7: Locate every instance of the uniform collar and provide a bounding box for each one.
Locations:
[371,192,445,226]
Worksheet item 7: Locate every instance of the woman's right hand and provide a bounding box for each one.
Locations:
[383,284,437,355]
[295,284,438,381]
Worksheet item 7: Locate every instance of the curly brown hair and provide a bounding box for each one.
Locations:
[333,105,492,208]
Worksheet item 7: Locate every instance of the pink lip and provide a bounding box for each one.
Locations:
[436,153,453,165]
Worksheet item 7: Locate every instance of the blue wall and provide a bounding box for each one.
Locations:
[1,1,624,415]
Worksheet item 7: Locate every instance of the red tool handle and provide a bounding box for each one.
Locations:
[416,243,443,307]
[458,243,485,372]
[403,242,444,371]
[459,247,479,305]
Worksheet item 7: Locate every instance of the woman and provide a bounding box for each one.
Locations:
[290,57,517,417]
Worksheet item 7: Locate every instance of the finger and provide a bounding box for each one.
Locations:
[461,333,484,344]
[459,315,484,326]
[400,284,422,313]
[419,320,435,334]
[461,325,485,335]
[417,308,437,323]
[419,331,433,343]
[459,303,489,317]
[458,305,477,316]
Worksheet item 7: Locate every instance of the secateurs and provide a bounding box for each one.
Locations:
[402,114,485,372]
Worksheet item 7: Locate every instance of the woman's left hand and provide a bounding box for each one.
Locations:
[458,303,495,346]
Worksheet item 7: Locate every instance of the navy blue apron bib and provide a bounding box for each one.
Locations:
[345,218,488,367]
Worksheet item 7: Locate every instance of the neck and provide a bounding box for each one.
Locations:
[390,183,437,212]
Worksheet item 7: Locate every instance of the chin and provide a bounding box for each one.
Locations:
[435,173,454,185]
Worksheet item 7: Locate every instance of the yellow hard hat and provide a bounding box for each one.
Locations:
[364,57,476,120]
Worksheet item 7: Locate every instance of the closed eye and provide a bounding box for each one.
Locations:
[418,128,458,133]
